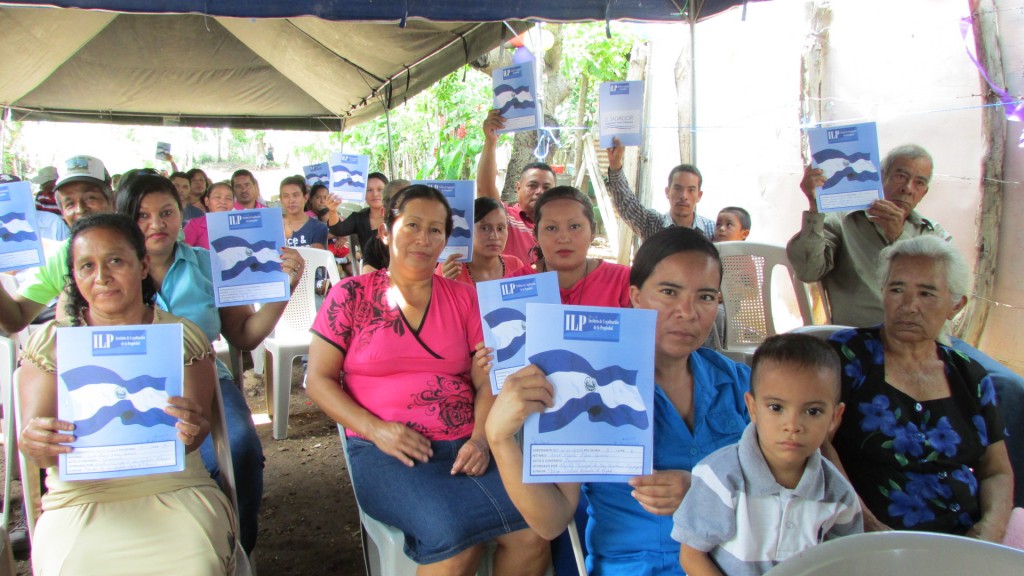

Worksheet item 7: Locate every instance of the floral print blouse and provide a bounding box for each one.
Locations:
[828,327,1006,534]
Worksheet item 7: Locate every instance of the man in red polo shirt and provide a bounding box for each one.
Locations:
[476,109,557,265]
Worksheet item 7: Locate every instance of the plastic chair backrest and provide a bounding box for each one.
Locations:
[715,242,816,350]
[11,370,42,540]
[275,247,341,337]
[764,531,1024,576]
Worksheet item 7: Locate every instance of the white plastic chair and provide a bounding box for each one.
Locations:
[264,247,340,439]
[335,424,554,576]
[12,368,253,575]
[715,241,820,365]
[765,531,1024,576]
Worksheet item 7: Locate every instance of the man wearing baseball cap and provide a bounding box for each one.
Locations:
[0,155,113,332]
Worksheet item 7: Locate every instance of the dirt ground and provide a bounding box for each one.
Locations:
[6,362,369,576]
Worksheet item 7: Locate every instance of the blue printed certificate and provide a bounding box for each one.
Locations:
[599,81,645,148]
[476,272,560,394]
[329,152,370,203]
[303,162,330,188]
[806,122,883,212]
[413,180,475,263]
[523,304,656,483]
[57,324,185,481]
[206,208,290,307]
[0,181,44,272]
[493,60,541,133]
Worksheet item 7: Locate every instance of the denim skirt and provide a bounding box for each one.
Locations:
[347,436,530,564]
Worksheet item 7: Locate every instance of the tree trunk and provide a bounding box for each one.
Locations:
[674,24,694,166]
[953,0,1005,346]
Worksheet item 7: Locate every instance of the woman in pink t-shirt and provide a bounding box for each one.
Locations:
[435,196,527,285]
[514,186,631,308]
[182,181,234,249]
[307,185,548,573]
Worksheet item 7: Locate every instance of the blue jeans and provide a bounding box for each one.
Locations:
[200,376,265,554]
[951,337,1024,508]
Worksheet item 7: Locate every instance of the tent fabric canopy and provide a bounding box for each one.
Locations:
[0,1,750,131]
[0,1,744,23]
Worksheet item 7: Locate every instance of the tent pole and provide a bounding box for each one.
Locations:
[0,107,9,173]
[689,7,697,166]
[384,107,396,180]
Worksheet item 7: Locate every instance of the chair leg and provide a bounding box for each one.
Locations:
[271,354,293,440]
[263,348,275,422]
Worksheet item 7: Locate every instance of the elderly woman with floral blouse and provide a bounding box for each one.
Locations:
[825,235,1013,541]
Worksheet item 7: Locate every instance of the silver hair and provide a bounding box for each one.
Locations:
[881,144,934,184]
[878,235,969,302]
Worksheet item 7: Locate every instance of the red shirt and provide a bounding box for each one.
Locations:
[503,202,538,266]
[511,260,632,308]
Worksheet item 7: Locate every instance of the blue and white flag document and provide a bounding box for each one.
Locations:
[0,180,44,273]
[206,208,290,307]
[413,180,475,263]
[523,304,656,483]
[329,152,370,203]
[806,122,883,213]
[57,324,185,481]
[303,162,330,188]
[493,60,541,133]
[599,81,644,148]
[477,272,560,395]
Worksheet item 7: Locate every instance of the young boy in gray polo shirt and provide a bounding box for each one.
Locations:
[672,334,862,575]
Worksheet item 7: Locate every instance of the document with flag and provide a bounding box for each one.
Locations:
[329,152,370,203]
[0,180,44,273]
[493,60,541,133]
[412,180,475,263]
[523,304,657,483]
[599,81,645,148]
[806,122,883,213]
[477,272,560,394]
[206,208,290,307]
[303,162,330,188]
[56,323,185,481]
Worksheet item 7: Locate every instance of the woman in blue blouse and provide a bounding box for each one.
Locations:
[485,227,751,575]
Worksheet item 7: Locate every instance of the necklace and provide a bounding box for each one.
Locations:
[466,256,506,284]
[569,259,593,305]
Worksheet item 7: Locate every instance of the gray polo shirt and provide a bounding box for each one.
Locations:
[672,424,862,576]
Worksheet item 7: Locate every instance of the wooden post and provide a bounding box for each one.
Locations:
[953,0,1006,346]
[799,1,832,324]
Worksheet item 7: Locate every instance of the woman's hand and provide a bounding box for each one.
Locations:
[369,421,433,467]
[485,365,554,444]
[280,246,306,290]
[451,437,490,476]
[19,416,75,463]
[628,469,692,515]
[441,252,463,280]
[473,343,494,373]
[165,395,209,448]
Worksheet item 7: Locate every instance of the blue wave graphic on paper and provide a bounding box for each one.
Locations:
[484,307,526,362]
[450,207,471,239]
[60,365,174,438]
[0,212,37,243]
[62,366,164,393]
[494,84,536,116]
[73,402,176,438]
[529,349,647,433]
[331,165,366,189]
[211,236,280,281]
[811,149,879,189]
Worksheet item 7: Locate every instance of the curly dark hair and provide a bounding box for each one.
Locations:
[63,213,157,324]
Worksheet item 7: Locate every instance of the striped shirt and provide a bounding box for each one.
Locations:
[606,168,716,242]
[672,424,862,576]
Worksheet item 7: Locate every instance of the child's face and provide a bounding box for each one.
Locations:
[743,361,844,487]
[714,211,749,242]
